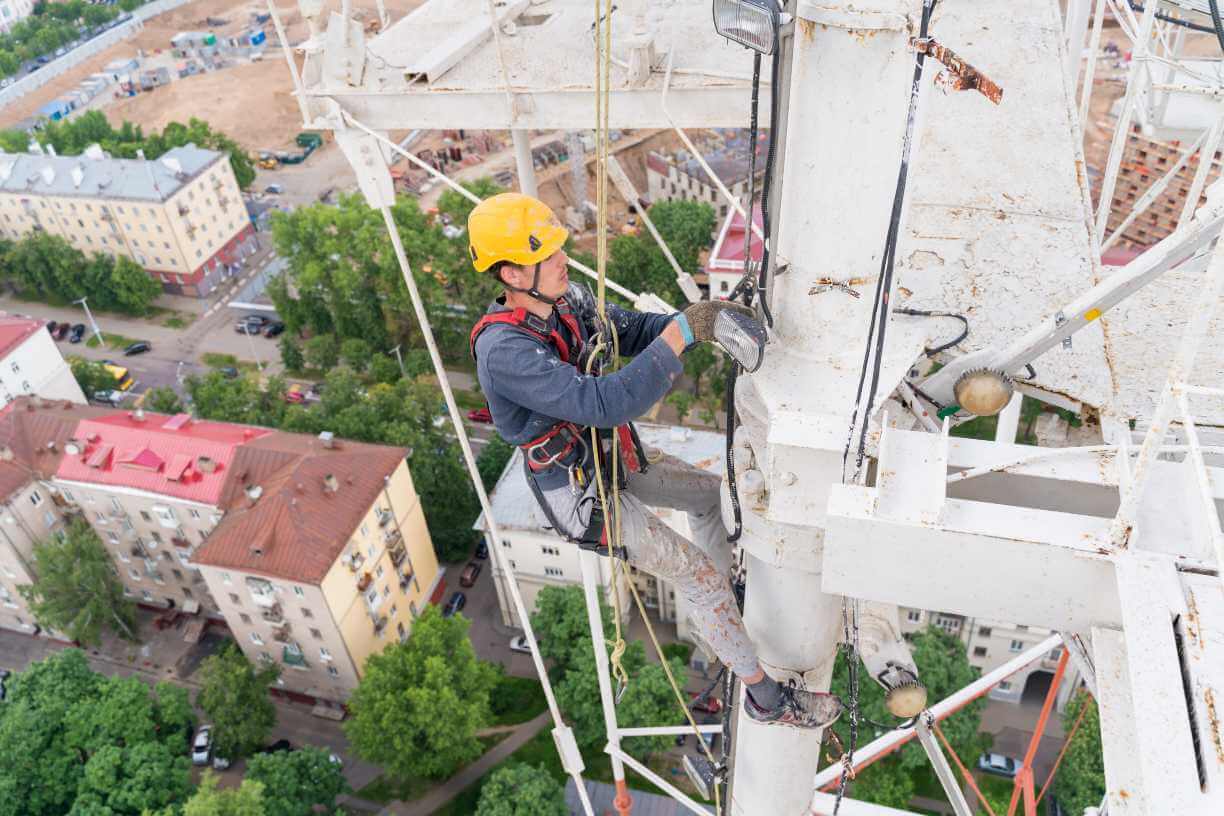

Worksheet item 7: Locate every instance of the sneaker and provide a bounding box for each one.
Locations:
[744,685,844,729]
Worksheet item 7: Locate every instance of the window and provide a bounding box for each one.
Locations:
[409,601,419,618]
[110,497,122,513]
[375,565,384,578]
[9,362,17,374]
[107,531,119,544]
[906,610,921,623]
[978,626,992,637]
[366,588,378,605]
[544,567,564,577]
[140,510,152,522]
[541,545,560,556]
[502,538,512,548]
[129,567,140,580]
[222,572,232,585]
[382,585,391,598]
[361,523,369,538]
[60,489,73,502]
[390,604,397,617]
[1009,640,1024,652]
[171,568,182,580]
[310,627,322,640]
[141,590,153,601]
[293,585,304,597]
[238,613,251,624]
[229,593,240,605]
[301,607,312,619]
[319,647,332,661]
[42,510,55,528]
[973,646,988,657]
[998,680,1012,691]
[327,665,339,677]
[250,632,264,645]
[29,490,42,507]
[152,505,177,528]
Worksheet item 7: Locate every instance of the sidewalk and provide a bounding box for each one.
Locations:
[385,711,552,816]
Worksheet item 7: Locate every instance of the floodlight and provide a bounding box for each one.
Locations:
[714,308,769,373]
[877,664,928,719]
[712,0,781,55]
[953,368,1015,417]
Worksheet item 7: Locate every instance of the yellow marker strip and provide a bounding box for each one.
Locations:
[1083,308,1102,322]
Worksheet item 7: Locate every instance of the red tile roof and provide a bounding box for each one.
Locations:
[0,399,120,500]
[0,316,45,360]
[709,203,763,270]
[56,412,274,505]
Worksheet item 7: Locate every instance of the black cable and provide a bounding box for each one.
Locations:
[754,46,782,329]
[1126,2,1224,37]
[1209,0,1224,54]
[724,362,743,542]
[894,307,969,357]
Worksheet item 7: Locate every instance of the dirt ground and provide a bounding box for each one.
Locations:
[0,0,424,150]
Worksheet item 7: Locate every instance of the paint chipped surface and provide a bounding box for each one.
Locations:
[1205,687,1224,766]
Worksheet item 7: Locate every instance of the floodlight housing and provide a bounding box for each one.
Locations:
[714,308,769,373]
[712,0,781,55]
[953,368,1015,417]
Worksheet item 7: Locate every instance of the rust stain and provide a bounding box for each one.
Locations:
[1119,790,1130,800]
[1205,688,1224,765]
[914,37,1003,105]
[798,19,817,42]
[1186,588,1202,648]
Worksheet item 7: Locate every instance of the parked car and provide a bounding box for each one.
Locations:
[459,561,482,587]
[191,726,212,765]
[219,366,239,379]
[443,591,466,617]
[978,752,1019,778]
[92,390,126,407]
[212,755,231,770]
[235,315,269,333]
[264,184,283,194]
[690,694,723,715]
[53,323,70,340]
[0,668,10,701]
[258,739,292,754]
[509,634,531,654]
[69,323,86,343]
[263,321,285,338]
[284,383,306,404]
[474,539,488,560]
[467,406,493,424]
[123,341,150,356]
[46,320,58,335]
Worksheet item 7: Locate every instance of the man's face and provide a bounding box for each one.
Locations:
[505,249,569,300]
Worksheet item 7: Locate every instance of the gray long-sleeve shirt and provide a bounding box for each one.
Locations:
[474,286,681,489]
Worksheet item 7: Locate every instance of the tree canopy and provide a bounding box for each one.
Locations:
[345,605,498,779]
[179,774,267,816]
[70,358,116,398]
[0,232,162,315]
[244,747,349,816]
[0,651,194,816]
[18,518,137,645]
[1055,691,1104,816]
[607,199,716,308]
[0,3,138,79]
[195,644,280,760]
[475,763,567,816]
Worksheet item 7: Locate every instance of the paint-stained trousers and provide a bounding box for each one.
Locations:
[537,453,759,677]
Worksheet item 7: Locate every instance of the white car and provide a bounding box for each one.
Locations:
[191,726,212,765]
[509,635,531,654]
[212,754,231,770]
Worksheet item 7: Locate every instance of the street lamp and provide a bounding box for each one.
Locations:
[73,297,103,345]
[388,344,406,378]
[242,324,264,373]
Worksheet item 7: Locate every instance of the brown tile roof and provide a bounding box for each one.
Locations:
[193,433,408,585]
[0,398,116,500]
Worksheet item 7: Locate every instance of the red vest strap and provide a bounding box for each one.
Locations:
[469,299,578,363]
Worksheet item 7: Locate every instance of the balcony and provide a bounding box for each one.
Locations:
[345,552,365,572]
[171,536,190,549]
[272,623,292,643]
[373,615,388,634]
[384,527,402,547]
[389,546,406,568]
[376,507,393,528]
[129,544,148,559]
[357,572,372,592]
[177,203,190,216]
[260,603,283,623]
[282,644,307,668]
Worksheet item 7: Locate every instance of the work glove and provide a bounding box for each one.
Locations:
[675,300,757,345]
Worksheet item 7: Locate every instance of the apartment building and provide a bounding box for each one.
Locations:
[0,0,33,34]
[477,424,726,645]
[645,129,769,221]
[0,398,440,703]
[0,315,86,407]
[0,144,256,297]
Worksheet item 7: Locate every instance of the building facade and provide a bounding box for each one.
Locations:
[645,129,768,221]
[0,0,33,34]
[0,145,256,297]
[0,399,440,703]
[0,315,86,408]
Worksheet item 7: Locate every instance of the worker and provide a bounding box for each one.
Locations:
[468,193,842,729]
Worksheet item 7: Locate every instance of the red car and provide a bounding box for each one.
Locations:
[467,407,493,424]
[690,694,723,715]
[459,561,482,588]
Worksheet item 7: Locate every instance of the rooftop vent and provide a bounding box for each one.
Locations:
[39,166,54,185]
[196,455,217,473]
[250,544,263,557]
[0,446,12,461]
[323,474,339,493]
[319,431,335,449]
[245,485,263,502]
[83,144,105,161]
[70,165,83,189]
[64,439,82,455]
[45,440,56,452]
[131,408,146,422]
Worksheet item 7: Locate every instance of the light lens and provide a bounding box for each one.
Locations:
[712,0,779,55]
[714,308,768,373]
[953,369,1015,417]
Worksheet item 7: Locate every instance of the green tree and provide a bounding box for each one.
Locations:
[153,681,196,752]
[304,333,340,370]
[340,337,373,372]
[71,357,116,397]
[181,773,267,816]
[345,606,498,779]
[278,337,304,372]
[436,177,505,227]
[107,255,162,315]
[143,386,184,414]
[530,585,611,673]
[369,353,401,384]
[1056,691,1104,816]
[186,371,286,427]
[475,763,566,816]
[19,519,137,644]
[826,626,988,809]
[607,199,716,307]
[245,747,349,816]
[476,434,513,491]
[195,645,280,760]
[73,740,192,815]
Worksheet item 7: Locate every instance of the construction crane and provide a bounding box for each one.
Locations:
[274,0,1224,813]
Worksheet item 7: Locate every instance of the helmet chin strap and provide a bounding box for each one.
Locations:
[506,262,559,306]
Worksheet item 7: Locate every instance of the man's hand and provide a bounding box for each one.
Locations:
[680,301,756,343]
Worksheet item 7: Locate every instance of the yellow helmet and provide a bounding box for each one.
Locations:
[467,193,569,273]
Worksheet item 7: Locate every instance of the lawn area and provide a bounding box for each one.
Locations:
[84,331,146,350]
[162,313,192,329]
[489,675,548,727]
[355,733,509,805]
[201,352,262,374]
